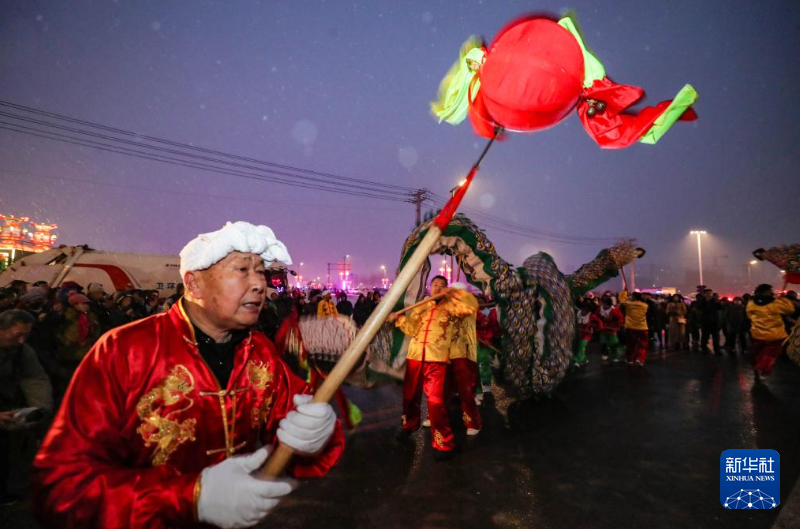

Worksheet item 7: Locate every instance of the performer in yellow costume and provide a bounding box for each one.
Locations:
[317,291,339,318]
[389,276,473,460]
[447,282,482,435]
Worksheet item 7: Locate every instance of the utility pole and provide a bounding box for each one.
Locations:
[327,263,331,290]
[411,188,429,226]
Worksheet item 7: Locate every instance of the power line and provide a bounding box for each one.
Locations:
[0,109,413,198]
[0,100,624,241]
[0,99,417,193]
[0,121,412,203]
[0,167,412,212]
[1,118,623,242]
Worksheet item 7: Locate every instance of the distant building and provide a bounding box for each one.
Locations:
[0,214,58,269]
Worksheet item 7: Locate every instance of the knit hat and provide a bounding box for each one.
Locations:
[19,287,47,305]
[68,291,90,306]
[116,293,133,306]
[87,282,105,294]
[179,221,292,279]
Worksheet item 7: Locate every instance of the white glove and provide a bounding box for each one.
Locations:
[198,446,293,529]
[276,394,337,456]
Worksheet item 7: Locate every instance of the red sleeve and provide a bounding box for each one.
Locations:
[31,333,199,529]
[591,313,604,332]
[263,353,345,479]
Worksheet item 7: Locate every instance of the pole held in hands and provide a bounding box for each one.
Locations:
[257,127,501,478]
[391,292,447,316]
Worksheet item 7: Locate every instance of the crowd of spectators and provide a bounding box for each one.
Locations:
[1,276,797,504]
[0,278,391,504]
[574,284,800,363]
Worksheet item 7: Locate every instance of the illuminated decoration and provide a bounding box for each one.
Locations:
[438,258,453,283]
[0,214,58,269]
[31,222,59,252]
[431,14,697,148]
[337,259,352,292]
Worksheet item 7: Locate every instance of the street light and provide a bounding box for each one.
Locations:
[690,230,707,286]
[380,265,388,288]
[342,255,350,291]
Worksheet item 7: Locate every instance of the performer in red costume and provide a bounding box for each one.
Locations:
[32,221,343,529]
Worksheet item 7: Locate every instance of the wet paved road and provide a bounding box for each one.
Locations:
[4,348,799,528]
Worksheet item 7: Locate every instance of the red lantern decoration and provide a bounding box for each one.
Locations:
[470,18,585,135]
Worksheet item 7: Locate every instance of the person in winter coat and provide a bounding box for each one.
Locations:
[352,293,374,327]
[597,296,624,362]
[86,283,111,333]
[573,302,603,367]
[687,295,702,351]
[746,284,797,380]
[108,294,136,329]
[0,309,53,504]
[697,289,722,355]
[620,290,649,366]
[57,292,100,368]
[723,297,747,355]
[649,297,667,350]
[335,292,353,317]
[666,294,688,351]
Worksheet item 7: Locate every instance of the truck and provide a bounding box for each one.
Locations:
[0,245,290,297]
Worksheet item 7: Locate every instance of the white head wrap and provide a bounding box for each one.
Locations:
[179,221,292,279]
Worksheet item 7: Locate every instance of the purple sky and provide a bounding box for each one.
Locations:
[1,0,798,291]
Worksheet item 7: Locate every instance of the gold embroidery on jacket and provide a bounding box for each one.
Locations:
[462,412,472,425]
[251,394,274,428]
[247,360,274,428]
[433,429,444,448]
[246,359,273,390]
[136,365,197,466]
[433,310,456,345]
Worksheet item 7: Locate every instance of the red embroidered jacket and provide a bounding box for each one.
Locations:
[32,301,344,529]
[577,312,604,341]
[597,305,624,335]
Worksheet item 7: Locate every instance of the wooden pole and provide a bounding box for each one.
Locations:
[258,226,444,477]
[391,292,446,316]
[257,127,501,479]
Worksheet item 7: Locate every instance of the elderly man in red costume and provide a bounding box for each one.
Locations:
[32,221,344,529]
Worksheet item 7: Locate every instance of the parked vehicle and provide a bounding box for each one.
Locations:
[0,245,289,297]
